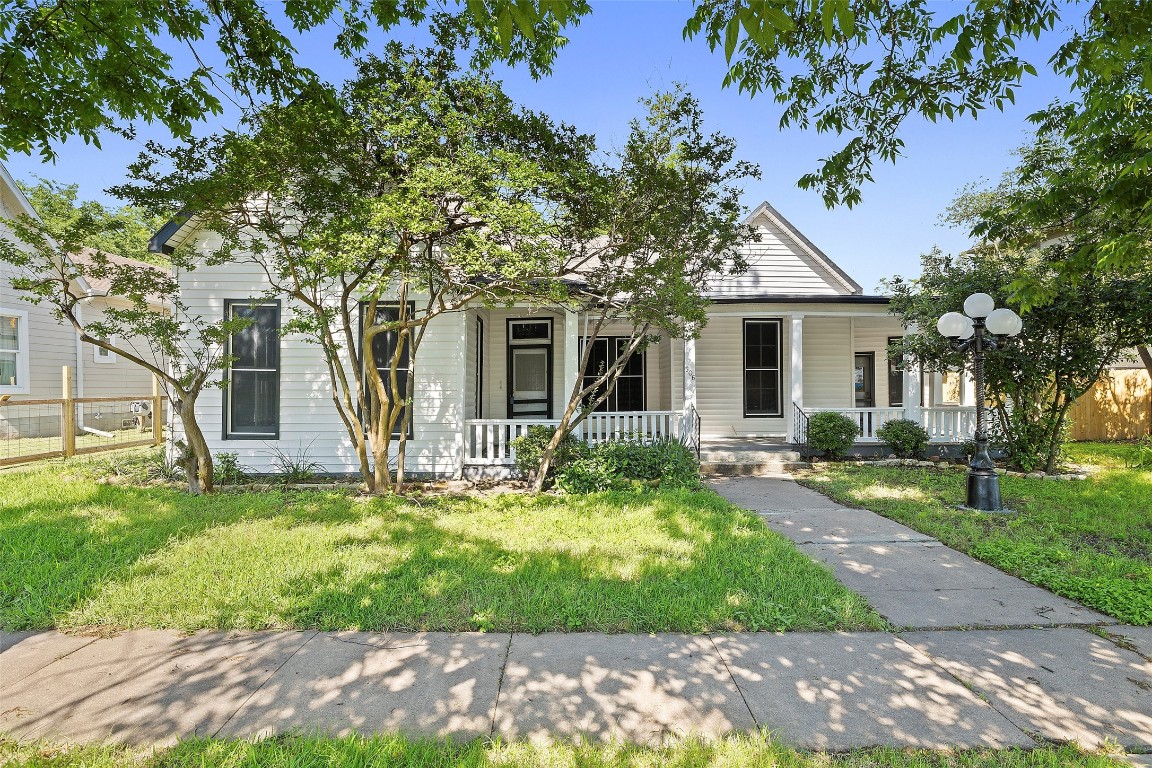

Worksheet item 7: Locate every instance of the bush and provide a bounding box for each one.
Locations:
[806,411,859,459]
[1125,435,1152,469]
[876,418,930,459]
[214,452,249,484]
[509,425,587,483]
[557,437,700,493]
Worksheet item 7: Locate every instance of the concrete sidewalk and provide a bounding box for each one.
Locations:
[2,625,1150,750]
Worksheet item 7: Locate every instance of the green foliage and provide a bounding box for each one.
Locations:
[510,425,588,482]
[876,418,929,459]
[887,187,1152,472]
[267,443,324,484]
[806,411,859,459]
[802,442,1152,625]
[212,452,249,485]
[556,437,701,493]
[0,0,591,161]
[0,463,882,633]
[16,178,170,266]
[1124,435,1152,469]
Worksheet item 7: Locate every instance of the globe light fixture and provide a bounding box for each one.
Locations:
[936,293,1024,511]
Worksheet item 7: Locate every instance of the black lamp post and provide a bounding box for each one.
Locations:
[936,293,1023,511]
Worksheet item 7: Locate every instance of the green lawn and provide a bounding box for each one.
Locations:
[0,456,882,633]
[0,734,1124,768]
[797,442,1152,625]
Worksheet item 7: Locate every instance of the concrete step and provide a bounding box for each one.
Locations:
[699,449,803,463]
[701,461,810,476]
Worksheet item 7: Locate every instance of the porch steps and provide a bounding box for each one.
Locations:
[698,446,808,476]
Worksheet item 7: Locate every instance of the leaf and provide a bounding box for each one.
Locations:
[724,17,740,62]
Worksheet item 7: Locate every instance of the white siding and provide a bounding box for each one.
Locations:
[694,313,791,438]
[173,249,466,477]
[709,212,853,298]
[802,317,852,408]
[79,296,160,398]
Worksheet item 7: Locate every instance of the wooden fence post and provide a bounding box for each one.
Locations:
[152,375,164,446]
[62,366,76,458]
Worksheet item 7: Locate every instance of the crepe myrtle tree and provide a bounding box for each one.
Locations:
[529,88,760,491]
[121,46,588,493]
[0,213,241,494]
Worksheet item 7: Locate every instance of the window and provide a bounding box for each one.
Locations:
[224,301,280,439]
[474,318,484,419]
[582,337,646,412]
[360,302,413,437]
[887,336,903,407]
[92,336,117,364]
[743,319,782,417]
[0,311,29,394]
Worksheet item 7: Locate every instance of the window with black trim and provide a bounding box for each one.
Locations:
[743,319,781,417]
[360,302,413,438]
[887,336,904,407]
[582,337,645,412]
[225,301,280,438]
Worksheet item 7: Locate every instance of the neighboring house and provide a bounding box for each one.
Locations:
[151,201,979,477]
[0,163,166,437]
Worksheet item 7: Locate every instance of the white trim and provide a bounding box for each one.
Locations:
[788,314,803,441]
[91,336,118,364]
[0,308,31,394]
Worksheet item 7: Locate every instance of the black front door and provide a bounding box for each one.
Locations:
[854,353,875,408]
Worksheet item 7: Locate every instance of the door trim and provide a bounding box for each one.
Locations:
[506,317,554,418]
[854,352,875,408]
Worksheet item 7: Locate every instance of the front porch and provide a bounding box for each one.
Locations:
[456,306,979,472]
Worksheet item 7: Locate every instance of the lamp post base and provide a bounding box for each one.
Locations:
[966,472,1002,511]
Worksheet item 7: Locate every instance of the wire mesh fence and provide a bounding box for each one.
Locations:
[0,395,166,467]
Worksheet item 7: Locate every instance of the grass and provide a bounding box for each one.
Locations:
[797,442,1152,625]
[0,734,1127,768]
[0,453,883,633]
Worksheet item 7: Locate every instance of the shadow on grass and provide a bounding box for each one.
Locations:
[1,466,882,633]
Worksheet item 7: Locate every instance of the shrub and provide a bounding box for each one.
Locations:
[1125,435,1152,469]
[509,425,587,483]
[214,452,249,484]
[876,418,930,459]
[267,441,324,483]
[806,411,859,459]
[556,437,700,493]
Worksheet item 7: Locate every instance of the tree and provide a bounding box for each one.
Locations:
[15,178,170,266]
[0,0,589,161]
[888,141,1152,477]
[120,46,589,493]
[530,88,759,490]
[0,210,240,494]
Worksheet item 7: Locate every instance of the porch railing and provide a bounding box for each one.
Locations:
[464,410,682,466]
[791,405,981,445]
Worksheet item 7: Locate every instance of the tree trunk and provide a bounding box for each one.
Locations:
[1138,345,1152,378]
[175,393,213,495]
[532,394,585,493]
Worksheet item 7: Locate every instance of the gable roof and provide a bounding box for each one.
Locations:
[70,247,170,308]
[743,201,862,295]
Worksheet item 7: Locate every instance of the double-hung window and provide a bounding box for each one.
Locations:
[360,302,412,437]
[225,301,280,439]
[0,310,29,394]
[743,319,782,417]
[582,338,645,412]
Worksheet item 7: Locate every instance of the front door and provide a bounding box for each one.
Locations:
[509,346,551,417]
[854,353,875,408]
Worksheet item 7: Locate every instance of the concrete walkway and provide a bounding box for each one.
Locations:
[707,476,1108,629]
[1,475,1150,751]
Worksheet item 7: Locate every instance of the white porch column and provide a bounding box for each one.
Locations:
[903,360,923,424]
[683,334,697,411]
[563,309,579,416]
[454,311,468,479]
[787,314,804,442]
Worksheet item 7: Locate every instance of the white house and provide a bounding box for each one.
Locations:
[1,163,164,438]
[150,200,979,477]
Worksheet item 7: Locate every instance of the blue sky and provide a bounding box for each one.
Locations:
[4,1,1075,292]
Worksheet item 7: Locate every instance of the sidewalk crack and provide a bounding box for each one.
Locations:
[212,630,317,738]
[708,635,758,730]
[488,632,513,738]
